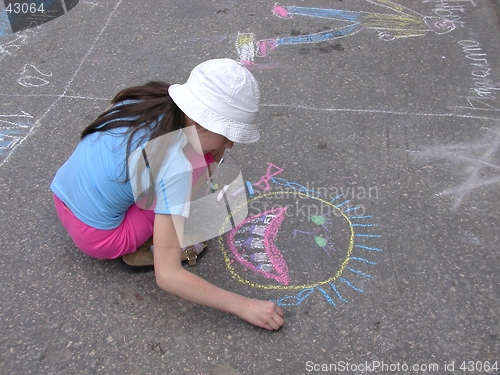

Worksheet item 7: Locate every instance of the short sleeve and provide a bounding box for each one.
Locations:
[128,130,192,218]
[153,158,192,217]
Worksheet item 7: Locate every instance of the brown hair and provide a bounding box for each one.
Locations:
[82,81,184,161]
[82,81,185,208]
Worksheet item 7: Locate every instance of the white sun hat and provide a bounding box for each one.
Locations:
[168,58,260,144]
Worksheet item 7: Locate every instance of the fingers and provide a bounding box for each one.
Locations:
[241,299,285,330]
[275,305,284,318]
[263,317,284,331]
[263,303,285,330]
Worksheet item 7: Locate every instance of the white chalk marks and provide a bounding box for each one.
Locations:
[454,40,500,114]
[0,34,27,63]
[0,0,122,168]
[0,111,34,167]
[18,64,52,87]
[409,128,500,210]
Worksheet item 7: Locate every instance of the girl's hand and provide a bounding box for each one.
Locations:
[153,215,285,331]
[236,298,285,330]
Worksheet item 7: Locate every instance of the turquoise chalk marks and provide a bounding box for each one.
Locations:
[348,267,374,279]
[344,206,364,213]
[340,277,364,293]
[330,194,344,203]
[351,257,377,265]
[356,233,382,238]
[276,287,315,306]
[0,111,34,167]
[355,244,383,252]
[238,1,465,63]
[335,199,350,208]
[0,128,22,149]
[270,176,325,198]
[316,286,336,306]
[330,283,348,303]
[282,6,361,22]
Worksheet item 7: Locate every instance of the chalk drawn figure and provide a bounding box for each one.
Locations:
[0,111,33,166]
[236,0,462,62]
[218,163,382,308]
[0,129,22,153]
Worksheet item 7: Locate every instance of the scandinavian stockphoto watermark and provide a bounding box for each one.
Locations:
[128,131,379,243]
[248,182,380,219]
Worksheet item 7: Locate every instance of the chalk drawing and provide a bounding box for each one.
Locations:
[228,207,290,285]
[0,111,34,166]
[253,163,284,192]
[236,0,468,63]
[0,34,26,62]
[17,64,52,87]
[0,1,122,168]
[408,128,500,210]
[218,163,382,307]
[294,214,337,256]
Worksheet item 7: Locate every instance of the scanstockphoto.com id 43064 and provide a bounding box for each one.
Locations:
[304,360,499,373]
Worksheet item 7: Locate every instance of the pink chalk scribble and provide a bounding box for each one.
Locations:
[253,163,284,192]
[272,3,291,19]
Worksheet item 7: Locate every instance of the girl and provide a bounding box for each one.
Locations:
[51,59,285,331]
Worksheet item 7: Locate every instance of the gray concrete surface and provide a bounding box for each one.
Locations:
[1,0,499,374]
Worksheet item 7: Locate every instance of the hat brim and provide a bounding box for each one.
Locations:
[169,83,260,144]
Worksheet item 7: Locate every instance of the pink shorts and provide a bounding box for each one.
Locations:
[53,152,215,259]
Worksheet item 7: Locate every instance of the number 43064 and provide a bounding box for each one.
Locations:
[460,361,498,372]
[6,3,45,14]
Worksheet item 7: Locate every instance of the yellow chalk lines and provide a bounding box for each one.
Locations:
[217,191,355,291]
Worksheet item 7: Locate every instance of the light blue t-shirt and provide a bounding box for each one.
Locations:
[51,126,192,230]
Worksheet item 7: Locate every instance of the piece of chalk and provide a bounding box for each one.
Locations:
[231,186,245,199]
[216,185,230,202]
[245,181,254,197]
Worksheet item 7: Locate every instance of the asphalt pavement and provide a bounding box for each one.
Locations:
[1,0,499,374]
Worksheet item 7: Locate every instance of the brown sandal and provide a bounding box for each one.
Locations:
[181,242,208,266]
[121,240,208,271]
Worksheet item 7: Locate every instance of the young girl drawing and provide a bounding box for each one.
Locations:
[51,59,285,330]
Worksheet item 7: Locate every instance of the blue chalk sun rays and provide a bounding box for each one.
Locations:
[273,190,382,307]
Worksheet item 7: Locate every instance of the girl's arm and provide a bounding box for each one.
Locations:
[153,213,285,330]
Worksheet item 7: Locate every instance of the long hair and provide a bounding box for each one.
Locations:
[82,81,185,208]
